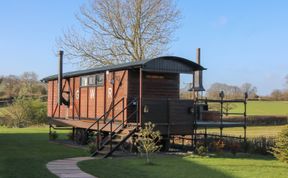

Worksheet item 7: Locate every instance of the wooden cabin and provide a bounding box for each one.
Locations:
[43,55,205,135]
[43,52,247,157]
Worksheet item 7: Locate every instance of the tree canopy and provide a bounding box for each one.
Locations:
[58,0,180,68]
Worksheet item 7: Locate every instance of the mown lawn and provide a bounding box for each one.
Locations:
[79,154,288,178]
[231,101,288,116]
[1,127,287,178]
[199,125,287,138]
[0,127,88,178]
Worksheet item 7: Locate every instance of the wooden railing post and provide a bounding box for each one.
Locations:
[110,122,112,151]
[136,100,139,127]
[96,121,99,150]
[122,98,124,127]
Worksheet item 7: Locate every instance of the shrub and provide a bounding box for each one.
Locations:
[195,145,208,156]
[49,131,58,140]
[1,98,33,127]
[29,99,47,125]
[247,136,275,155]
[272,126,288,163]
[88,142,97,154]
[1,97,47,127]
[226,141,241,155]
[136,122,162,164]
[215,140,225,152]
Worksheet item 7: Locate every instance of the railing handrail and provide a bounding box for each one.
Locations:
[95,98,138,152]
[99,98,137,133]
[86,97,125,131]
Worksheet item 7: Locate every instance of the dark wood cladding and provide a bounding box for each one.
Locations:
[128,70,179,99]
[142,99,194,135]
[47,67,196,136]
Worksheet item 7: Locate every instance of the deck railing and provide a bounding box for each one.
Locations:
[94,98,138,152]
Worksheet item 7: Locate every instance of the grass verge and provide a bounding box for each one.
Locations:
[0,127,88,178]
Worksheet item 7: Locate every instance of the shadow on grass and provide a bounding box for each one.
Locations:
[80,153,288,178]
[0,133,88,178]
[79,155,235,178]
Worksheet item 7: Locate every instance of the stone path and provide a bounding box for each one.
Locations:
[46,157,98,178]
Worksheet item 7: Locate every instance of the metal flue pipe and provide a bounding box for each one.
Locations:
[194,48,205,92]
[196,48,201,65]
[58,50,64,105]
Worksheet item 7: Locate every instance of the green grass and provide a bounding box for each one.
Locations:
[79,155,288,178]
[199,125,287,138]
[0,127,88,178]
[1,127,288,178]
[231,101,288,116]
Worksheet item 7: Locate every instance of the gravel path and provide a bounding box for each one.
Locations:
[46,157,98,178]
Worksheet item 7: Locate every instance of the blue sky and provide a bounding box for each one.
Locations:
[0,0,287,95]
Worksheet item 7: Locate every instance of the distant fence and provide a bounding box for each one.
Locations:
[0,95,47,107]
[0,97,13,107]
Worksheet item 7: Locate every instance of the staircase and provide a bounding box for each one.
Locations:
[86,98,139,158]
[92,124,137,158]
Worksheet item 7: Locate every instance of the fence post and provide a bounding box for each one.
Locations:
[219,91,224,139]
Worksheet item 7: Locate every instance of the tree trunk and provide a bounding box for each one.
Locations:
[145,152,150,164]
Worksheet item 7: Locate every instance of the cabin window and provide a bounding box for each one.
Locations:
[88,75,96,85]
[96,74,104,86]
[81,76,88,86]
[80,73,104,87]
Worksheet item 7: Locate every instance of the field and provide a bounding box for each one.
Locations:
[0,127,88,178]
[79,154,288,178]
[231,101,288,116]
[199,125,286,138]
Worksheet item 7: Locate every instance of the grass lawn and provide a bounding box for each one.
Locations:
[231,101,288,116]
[1,127,287,178]
[199,125,287,138]
[0,127,88,178]
[79,154,288,178]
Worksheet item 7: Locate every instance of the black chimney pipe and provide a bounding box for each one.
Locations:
[58,50,63,105]
[190,48,205,93]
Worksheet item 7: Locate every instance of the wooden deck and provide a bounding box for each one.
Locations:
[49,118,121,132]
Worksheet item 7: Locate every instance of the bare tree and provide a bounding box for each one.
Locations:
[270,89,283,101]
[19,72,38,96]
[206,83,242,99]
[241,83,257,98]
[1,75,21,98]
[58,0,180,67]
